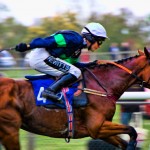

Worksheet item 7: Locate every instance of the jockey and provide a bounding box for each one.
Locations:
[15,22,108,102]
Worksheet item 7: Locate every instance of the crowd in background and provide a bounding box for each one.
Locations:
[108,41,131,60]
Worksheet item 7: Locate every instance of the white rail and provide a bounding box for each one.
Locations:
[118,92,150,105]
[120,92,150,100]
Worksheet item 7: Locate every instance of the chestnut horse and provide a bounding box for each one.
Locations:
[0,47,150,150]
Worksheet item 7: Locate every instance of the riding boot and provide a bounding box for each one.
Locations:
[42,73,77,102]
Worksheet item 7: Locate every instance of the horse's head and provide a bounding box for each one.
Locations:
[137,47,150,88]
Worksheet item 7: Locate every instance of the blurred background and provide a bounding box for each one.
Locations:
[0,0,150,150]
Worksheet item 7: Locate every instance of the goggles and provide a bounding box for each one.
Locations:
[95,37,105,45]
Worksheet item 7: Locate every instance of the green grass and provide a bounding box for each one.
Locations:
[20,133,91,150]
[0,68,39,78]
[0,69,150,150]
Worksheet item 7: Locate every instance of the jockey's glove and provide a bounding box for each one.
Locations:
[15,43,30,52]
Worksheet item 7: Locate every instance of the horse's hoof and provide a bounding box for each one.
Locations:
[126,140,137,150]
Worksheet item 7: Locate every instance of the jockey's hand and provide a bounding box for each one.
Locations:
[96,60,107,64]
[96,60,101,64]
[15,43,30,52]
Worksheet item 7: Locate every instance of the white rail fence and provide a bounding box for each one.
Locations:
[119,92,150,104]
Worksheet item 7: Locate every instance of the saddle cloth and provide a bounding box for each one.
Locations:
[25,74,88,109]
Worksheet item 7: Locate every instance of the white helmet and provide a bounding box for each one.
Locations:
[81,22,108,39]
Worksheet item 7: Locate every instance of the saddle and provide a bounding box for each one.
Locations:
[25,74,88,109]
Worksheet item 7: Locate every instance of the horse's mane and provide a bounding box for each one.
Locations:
[88,54,140,70]
[115,55,139,64]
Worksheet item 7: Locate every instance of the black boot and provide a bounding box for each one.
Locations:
[42,73,77,102]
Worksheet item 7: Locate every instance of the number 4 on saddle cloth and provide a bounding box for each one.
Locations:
[25,74,88,109]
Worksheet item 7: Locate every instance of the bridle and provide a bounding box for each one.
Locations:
[108,61,150,88]
[82,60,150,99]
[84,61,150,95]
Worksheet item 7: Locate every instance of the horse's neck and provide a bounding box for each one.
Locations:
[84,60,139,97]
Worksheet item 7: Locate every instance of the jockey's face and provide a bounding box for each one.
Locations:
[86,40,103,52]
[91,41,101,52]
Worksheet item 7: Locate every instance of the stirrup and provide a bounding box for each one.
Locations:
[42,91,63,103]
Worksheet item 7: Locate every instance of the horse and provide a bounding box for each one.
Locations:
[0,47,150,150]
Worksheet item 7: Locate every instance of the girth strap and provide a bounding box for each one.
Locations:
[62,88,74,142]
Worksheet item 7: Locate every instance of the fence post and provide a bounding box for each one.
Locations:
[27,133,35,150]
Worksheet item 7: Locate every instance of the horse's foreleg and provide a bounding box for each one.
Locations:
[0,109,21,150]
[86,113,105,138]
[98,121,137,150]
[104,135,128,150]
[86,117,127,150]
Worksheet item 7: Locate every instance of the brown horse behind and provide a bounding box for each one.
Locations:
[1,47,150,150]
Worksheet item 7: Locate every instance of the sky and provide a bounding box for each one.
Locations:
[0,0,150,26]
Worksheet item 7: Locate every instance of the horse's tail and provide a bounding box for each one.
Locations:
[0,78,21,109]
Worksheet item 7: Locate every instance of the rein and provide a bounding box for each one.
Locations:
[108,61,150,87]
[84,67,108,93]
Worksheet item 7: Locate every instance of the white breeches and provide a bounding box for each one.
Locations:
[28,48,81,78]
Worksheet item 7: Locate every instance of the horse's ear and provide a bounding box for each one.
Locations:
[138,50,144,55]
[144,47,150,58]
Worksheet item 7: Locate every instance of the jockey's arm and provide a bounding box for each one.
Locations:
[30,31,83,49]
[16,31,83,55]
[15,36,57,52]
[29,36,57,49]
[74,60,98,68]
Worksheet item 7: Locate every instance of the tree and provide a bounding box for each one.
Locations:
[0,18,27,47]
[87,8,149,52]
